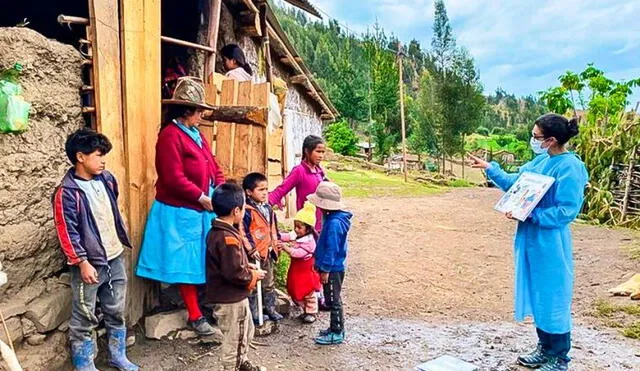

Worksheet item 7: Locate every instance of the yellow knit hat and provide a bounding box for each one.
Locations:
[294,202,316,228]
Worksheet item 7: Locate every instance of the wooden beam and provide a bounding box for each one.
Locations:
[161,35,214,52]
[205,0,222,81]
[241,0,259,14]
[119,0,161,324]
[268,25,334,119]
[57,14,89,25]
[320,113,334,120]
[201,106,268,126]
[289,74,307,85]
[237,11,262,37]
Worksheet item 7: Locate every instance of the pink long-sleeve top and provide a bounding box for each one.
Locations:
[280,232,316,260]
[268,161,326,231]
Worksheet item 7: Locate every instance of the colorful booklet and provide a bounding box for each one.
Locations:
[494,172,555,222]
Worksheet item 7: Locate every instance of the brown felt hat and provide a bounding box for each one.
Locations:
[162,76,215,110]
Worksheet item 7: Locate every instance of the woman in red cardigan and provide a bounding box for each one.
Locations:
[137,77,224,337]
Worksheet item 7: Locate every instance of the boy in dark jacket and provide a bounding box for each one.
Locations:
[242,172,283,325]
[307,181,353,345]
[52,128,138,371]
[206,182,266,371]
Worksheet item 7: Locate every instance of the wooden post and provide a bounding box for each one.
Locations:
[259,3,273,86]
[88,0,127,202]
[205,0,222,81]
[461,134,466,179]
[119,0,161,324]
[621,147,637,222]
[397,42,407,182]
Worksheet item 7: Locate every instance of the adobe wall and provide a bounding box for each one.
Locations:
[0,27,84,370]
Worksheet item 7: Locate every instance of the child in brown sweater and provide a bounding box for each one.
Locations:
[205,182,266,371]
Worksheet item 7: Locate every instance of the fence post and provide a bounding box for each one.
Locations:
[621,146,637,222]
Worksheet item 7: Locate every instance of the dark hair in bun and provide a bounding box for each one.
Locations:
[535,113,580,145]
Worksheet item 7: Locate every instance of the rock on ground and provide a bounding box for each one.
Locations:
[24,284,72,333]
[145,310,188,340]
[0,316,23,345]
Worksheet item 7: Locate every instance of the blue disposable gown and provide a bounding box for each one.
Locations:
[486,152,588,334]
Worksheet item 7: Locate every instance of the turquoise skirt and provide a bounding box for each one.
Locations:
[136,200,216,285]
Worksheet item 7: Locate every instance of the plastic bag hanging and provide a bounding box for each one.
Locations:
[0,79,31,134]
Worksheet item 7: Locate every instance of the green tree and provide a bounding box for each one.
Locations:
[540,64,640,225]
[324,120,359,156]
[431,0,456,74]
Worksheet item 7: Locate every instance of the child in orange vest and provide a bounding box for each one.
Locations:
[279,202,322,324]
[242,173,284,325]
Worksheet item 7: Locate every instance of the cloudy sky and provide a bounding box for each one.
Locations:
[295,0,640,105]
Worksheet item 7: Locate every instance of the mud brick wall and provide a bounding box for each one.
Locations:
[0,27,84,370]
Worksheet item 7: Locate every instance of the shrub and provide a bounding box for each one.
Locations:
[324,120,359,156]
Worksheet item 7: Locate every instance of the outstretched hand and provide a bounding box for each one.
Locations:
[468,154,490,170]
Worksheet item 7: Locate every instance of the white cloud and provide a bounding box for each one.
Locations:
[290,0,640,99]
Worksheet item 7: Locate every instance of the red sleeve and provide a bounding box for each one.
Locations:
[53,188,87,265]
[156,128,203,202]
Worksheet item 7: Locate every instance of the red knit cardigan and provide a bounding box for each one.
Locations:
[154,123,225,211]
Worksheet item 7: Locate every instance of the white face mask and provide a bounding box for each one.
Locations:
[530,137,548,155]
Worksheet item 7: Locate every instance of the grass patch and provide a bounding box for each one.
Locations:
[595,299,640,317]
[628,242,640,261]
[622,322,640,339]
[326,168,442,198]
[447,178,474,188]
[274,253,290,290]
[593,299,640,339]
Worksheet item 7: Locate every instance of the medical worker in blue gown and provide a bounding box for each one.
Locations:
[470,113,588,371]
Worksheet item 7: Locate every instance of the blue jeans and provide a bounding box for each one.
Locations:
[537,328,571,362]
[69,255,127,342]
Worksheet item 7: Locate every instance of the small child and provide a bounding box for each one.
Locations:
[205,182,266,371]
[279,202,322,324]
[307,182,352,345]
[52,128,138,371]
[242,173,284,325]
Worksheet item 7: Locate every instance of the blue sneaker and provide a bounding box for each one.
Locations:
[315,331,344,345]
[318,328,346,337]
[517,345,548,368]
[540,358,569,371]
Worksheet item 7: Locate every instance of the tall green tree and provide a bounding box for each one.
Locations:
[431,0,456,74]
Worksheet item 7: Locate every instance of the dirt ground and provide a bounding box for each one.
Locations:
[119,188,640,370]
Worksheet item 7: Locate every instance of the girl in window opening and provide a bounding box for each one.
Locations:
[221,44,253,82]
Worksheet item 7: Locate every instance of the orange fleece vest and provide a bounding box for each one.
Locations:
[246,205,278,259]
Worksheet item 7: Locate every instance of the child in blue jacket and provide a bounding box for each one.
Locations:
[307,181,352,345]
[52,128,138,371]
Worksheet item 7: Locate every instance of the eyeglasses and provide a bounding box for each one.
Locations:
[531,133,546,140]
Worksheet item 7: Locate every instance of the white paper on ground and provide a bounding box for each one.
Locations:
[415,355,478,371]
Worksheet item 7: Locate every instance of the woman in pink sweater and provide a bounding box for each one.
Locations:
[269,135,327,232]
